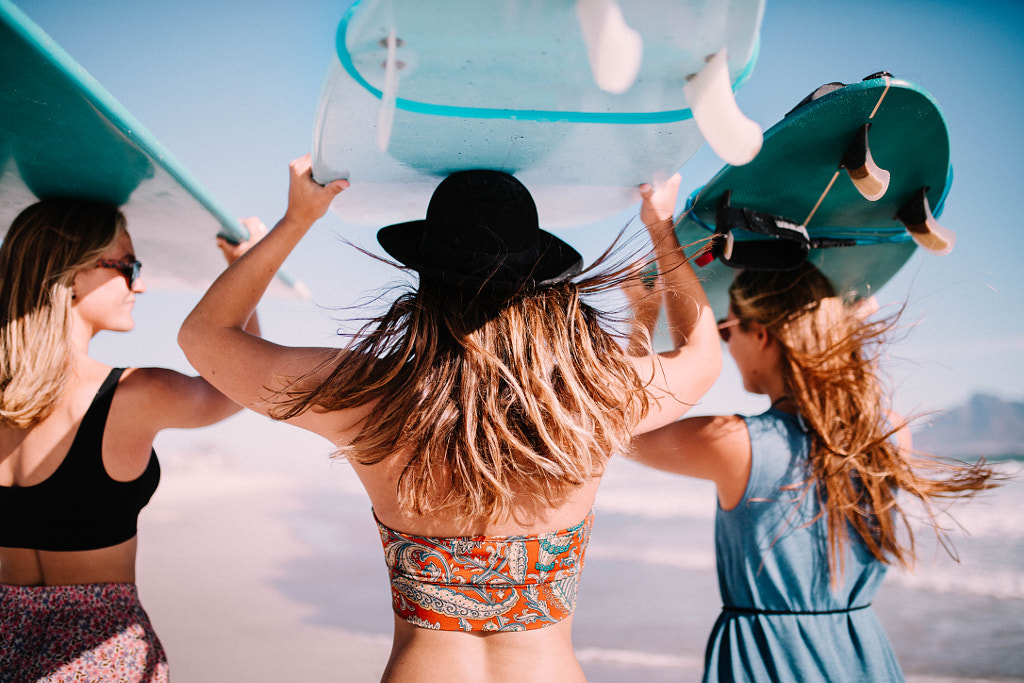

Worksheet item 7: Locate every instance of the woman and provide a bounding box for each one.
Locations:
[630,262,998,682]
[177,155,720,681]
[0,199,262,681]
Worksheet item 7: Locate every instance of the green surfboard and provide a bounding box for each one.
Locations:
[676,72,952,316]
[0,0,264,289]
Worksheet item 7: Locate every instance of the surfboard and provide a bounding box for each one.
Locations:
[311,0,766,229]
[0,0,293,291]
[674,72,953,317]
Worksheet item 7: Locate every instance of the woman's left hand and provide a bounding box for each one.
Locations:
[217,216,268,265]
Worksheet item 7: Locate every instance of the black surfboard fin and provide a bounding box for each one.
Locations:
[841,123,890,201]
[897,187,955,255]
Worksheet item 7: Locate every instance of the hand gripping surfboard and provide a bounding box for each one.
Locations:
[674,72,953,317]
[311,0,766,228]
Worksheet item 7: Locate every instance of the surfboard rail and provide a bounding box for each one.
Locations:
[0,0,303,292]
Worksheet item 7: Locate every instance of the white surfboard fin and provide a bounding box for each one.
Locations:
[575,0,643,94]
[841,123,890,201]
[683,48,762,166]
[897,187,956,255]
[376,28,399,153]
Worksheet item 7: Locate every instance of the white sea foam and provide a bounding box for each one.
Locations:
[888,563,1024,601]
[587,541,717,572]
[901,466,1024,539]
[597,458,718,520]
[575,646,703,671]
[596,486,716,521]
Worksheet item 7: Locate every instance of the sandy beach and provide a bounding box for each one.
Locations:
[137,420,393,682]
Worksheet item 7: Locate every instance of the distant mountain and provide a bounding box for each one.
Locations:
[912,394,1024,459]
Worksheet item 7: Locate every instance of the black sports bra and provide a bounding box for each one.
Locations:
[0,368,160,551]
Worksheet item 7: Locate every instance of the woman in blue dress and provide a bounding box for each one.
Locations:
[630,262,998,682]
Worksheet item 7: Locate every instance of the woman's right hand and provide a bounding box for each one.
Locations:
[639,173,682,233]
[285,154,349,227]
[628,173,722,434]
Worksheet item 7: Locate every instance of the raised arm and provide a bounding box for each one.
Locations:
[620,265,663,357]
[177,155,354,440]
[121,217,266,435]
[629,174,722,434]
[629,413,751,509]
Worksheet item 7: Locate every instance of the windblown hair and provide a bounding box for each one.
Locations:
[273,262,652,522]
[729,262,997,575]
[0,199,125,427]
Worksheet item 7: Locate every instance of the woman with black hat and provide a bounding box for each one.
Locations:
[178,155,721,681]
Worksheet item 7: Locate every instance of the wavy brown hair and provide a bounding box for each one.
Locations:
[729,262,997,575]
[1,199,125,427]
[273,252,655,521]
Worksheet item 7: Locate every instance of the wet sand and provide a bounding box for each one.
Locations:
[136,457,392,682]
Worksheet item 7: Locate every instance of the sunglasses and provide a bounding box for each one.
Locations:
[95,258,142,288]
[717,317,742,343]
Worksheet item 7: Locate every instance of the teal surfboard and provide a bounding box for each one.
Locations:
[0,0,281,290]
[675,72,953,317]
[312,0,765,228]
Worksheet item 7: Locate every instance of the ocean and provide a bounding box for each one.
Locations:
[250,439,1023,682]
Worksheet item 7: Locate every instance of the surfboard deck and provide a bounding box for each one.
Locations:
[312,0,765,228]
[0,0,268,290]
[675,73,952,316]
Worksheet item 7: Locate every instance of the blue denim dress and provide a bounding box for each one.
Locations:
[704,409,904,682]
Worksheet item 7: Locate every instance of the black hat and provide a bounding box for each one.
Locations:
[377,170,583,292]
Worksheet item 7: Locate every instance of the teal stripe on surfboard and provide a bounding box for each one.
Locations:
[0,0,298,291]
[312,0,766,229]
[333,0,761,125]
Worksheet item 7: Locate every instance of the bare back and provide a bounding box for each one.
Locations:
[344,438,600,682]
[0,365,158,586]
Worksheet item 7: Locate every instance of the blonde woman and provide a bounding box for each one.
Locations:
[0,199,261,681]
[630,262,998,682]
[177,155,720,681]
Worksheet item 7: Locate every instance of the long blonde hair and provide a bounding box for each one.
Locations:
[729,262,996,574]
[274,261,651,521]
[0,199,125,427]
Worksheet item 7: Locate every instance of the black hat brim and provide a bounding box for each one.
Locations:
[377,220,583,292]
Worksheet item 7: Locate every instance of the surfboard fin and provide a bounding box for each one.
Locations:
[684,48,763,166]
[376,28,399,153]
[841,123,890,201]
[897,187,956,255]
[575,0,643,94]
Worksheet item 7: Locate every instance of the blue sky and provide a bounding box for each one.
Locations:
[12,0,1024,418]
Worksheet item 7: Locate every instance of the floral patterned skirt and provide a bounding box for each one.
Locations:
[0,582,168,683]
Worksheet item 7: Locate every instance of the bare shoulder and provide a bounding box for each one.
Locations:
[117,366,194,400]
[112,366,242,432]
[630,413,750,485]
